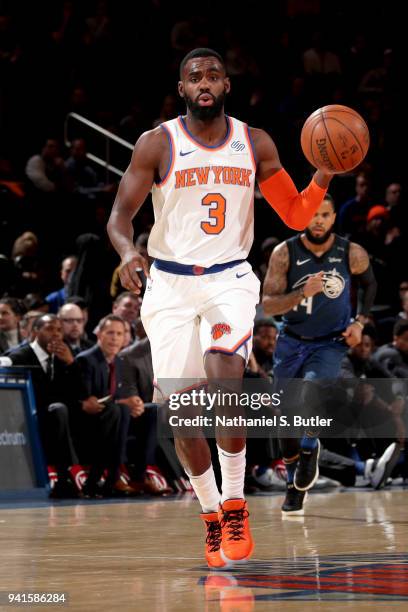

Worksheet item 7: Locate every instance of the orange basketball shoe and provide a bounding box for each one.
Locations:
[200,512,226,569]
[218,499,254,562]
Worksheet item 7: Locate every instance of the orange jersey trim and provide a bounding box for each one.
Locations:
[205,330,252,355]
[156,124,176,187]
[177,116,234,151]
[244,125,257,173]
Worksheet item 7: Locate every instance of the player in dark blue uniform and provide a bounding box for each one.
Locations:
[263,194,377,513]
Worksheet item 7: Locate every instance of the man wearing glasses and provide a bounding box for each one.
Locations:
[58,303,93,356]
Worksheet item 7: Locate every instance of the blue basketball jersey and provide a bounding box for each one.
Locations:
[282,234,352,337]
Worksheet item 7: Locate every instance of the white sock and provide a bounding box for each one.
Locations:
[187,464,220,513]
[217,444,246,503]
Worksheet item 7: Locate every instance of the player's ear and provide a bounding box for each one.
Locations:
[224,77,231,94]
[178,81,184,98]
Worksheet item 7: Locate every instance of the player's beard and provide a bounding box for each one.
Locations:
[185,90,226,120]
[305,226,333,245]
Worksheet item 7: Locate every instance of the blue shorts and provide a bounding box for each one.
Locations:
[274,332,348,380]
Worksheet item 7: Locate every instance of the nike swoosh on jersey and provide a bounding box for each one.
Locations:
[180,149,197,156]
[296,259,311,266]
[236,271,250,278]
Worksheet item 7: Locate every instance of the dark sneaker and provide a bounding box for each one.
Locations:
[369,442,400,489]
[294,439,320,491]
[281,484,306,515]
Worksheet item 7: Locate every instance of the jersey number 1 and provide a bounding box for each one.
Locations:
[201,193,226,234]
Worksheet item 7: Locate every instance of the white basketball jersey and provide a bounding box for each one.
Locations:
[149,115,256,266]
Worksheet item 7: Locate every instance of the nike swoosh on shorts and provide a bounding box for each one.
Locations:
[236,271,250,278]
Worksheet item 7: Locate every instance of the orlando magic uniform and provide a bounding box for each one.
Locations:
[274,234,352,380]
[140,116,260,394]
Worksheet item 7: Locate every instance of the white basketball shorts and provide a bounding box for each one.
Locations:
[140,260,260,395]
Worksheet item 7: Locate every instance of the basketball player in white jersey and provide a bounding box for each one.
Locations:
[108,48,332,569]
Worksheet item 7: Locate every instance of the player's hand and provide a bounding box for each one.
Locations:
[342,322,362,347]
[82,396,104,414]
[119,249,150,294]
[303,271,325,298]
[118,396,145,417]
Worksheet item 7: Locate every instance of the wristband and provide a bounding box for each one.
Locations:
[353,320,364,329]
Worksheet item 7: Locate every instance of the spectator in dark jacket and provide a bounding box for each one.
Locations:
[8,314,81,497]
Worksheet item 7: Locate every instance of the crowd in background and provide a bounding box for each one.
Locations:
[0,0,407,497]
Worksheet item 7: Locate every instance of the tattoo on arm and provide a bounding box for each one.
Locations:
[349,242,370,274]
[262,243,304,315]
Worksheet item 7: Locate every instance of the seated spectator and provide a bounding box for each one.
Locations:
[58,303,94,356]
[372,320,408,378]
[25,138,68,194]
[23,293,49,313]
[251,319,278,379]
[10,231,45,296]
[3,310,43,354]
[65,295,89,330]
[338,171,373,237]
[112,291,142,340]
[341,325,388,379]
[7,314,82,498]
[46,255,77,313]
[118,335,174,495]
[0,297,26,353]
[75,314,140,497]
[65,138,116,199]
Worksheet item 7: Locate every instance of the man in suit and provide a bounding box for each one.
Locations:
[119,337,181,495]
[8,314,81,497]
[75,314,142,497]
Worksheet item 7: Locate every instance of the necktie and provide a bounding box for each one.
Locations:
[108,361,116,396]
[46,355,54,380]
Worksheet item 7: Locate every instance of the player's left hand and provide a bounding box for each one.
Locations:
[342,323,363,347]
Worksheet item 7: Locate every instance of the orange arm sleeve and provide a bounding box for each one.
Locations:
[259,168,327,230]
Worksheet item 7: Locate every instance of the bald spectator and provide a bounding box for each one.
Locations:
[58,303,93,356]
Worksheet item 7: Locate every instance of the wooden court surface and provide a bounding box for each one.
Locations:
[0,489,407,611]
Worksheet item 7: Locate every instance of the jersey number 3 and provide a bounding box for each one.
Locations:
[201,193,226,234]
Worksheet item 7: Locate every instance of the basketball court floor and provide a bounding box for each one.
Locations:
[0,488,407,611]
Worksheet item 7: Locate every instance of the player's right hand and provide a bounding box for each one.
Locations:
[119,249,150,294]
[303,271,325,298]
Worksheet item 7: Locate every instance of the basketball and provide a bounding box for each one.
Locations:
[300,105,370,174]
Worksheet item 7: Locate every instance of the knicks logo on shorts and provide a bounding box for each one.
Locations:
[212,323,232,340]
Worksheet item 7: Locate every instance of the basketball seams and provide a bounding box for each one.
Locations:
[320,109,346,172]
[309,122,320,168]
[324,116,366,158]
